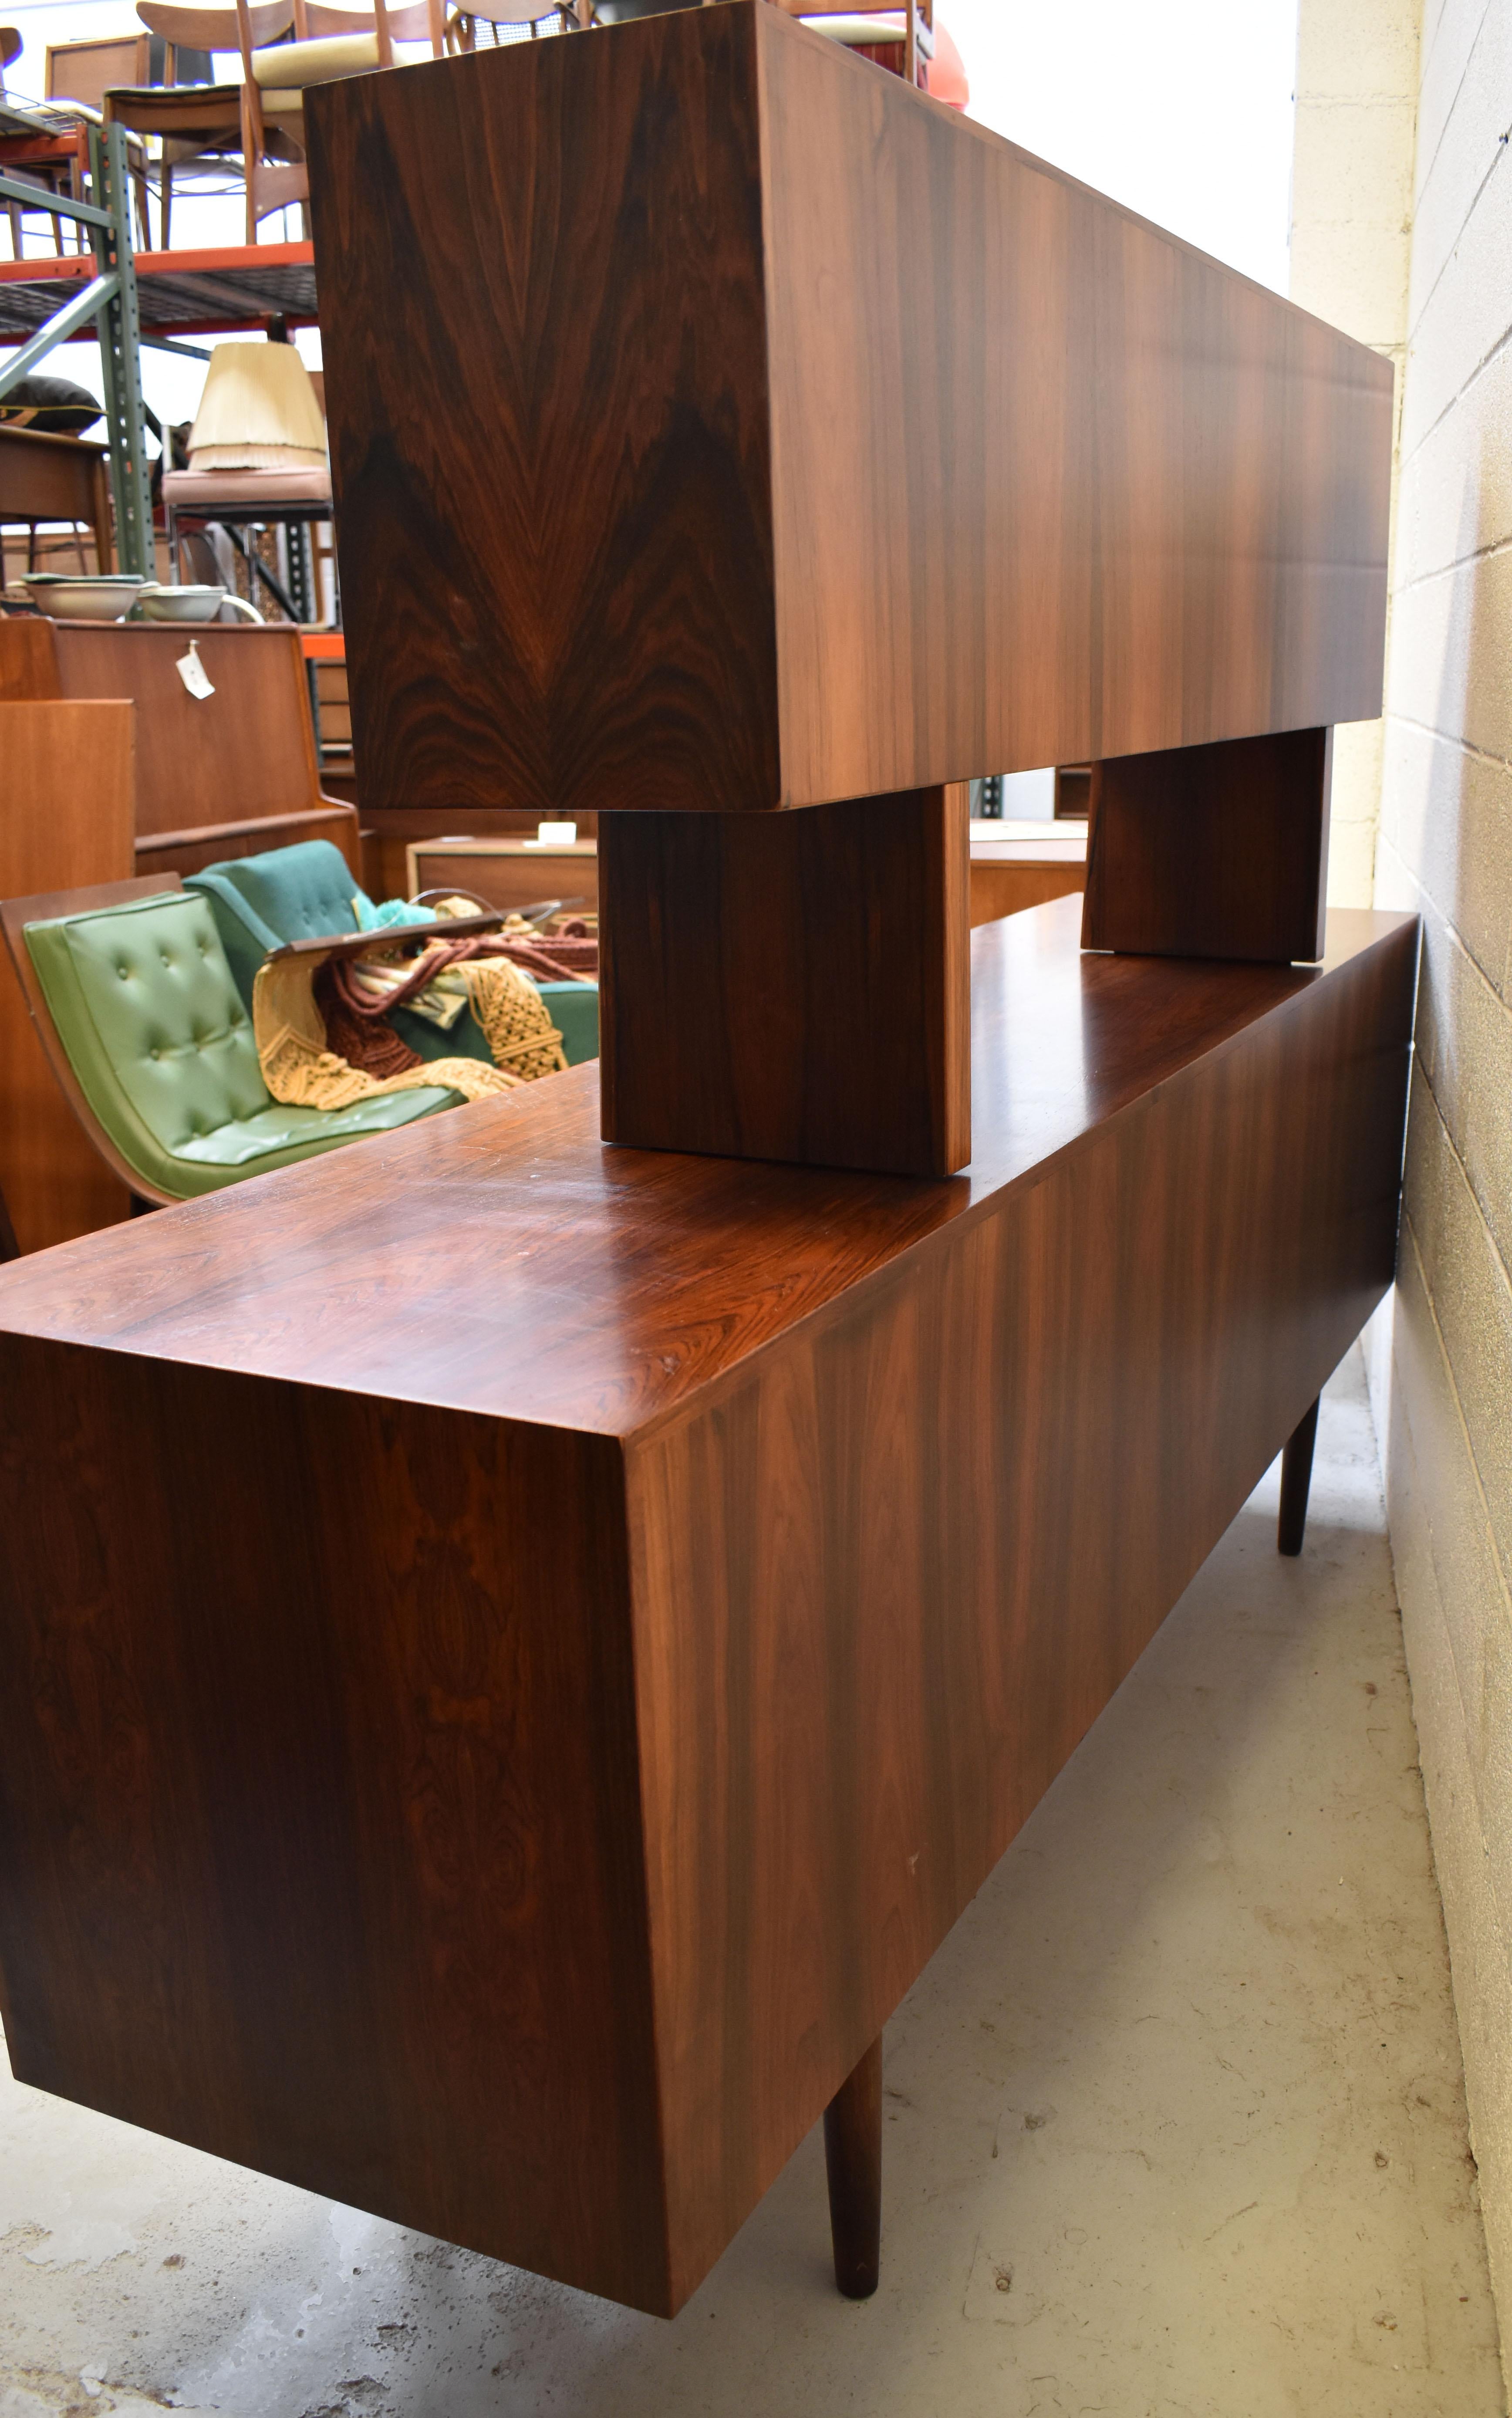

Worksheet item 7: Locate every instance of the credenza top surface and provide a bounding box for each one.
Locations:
[0,900,1414,1437]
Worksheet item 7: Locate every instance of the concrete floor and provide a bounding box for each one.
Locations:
[0,1348,1504,2418]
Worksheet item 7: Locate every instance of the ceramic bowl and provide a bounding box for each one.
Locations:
[135,586,265,625]
[136,583,226,624]
[20,574,147,622]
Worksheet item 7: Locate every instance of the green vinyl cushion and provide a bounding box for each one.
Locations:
[24,889,455,1201]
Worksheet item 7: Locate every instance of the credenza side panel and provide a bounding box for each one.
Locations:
[0,1365,672,2313]
[307,5,781,820]
[627,919,1417,2306]
[757,6,1393,800]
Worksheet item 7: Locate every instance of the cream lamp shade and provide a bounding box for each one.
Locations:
[187,341,327,473]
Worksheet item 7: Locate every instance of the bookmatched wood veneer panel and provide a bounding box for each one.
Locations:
[599,785,969,1175]
[307,1,777,821]
[308,3,1391,817]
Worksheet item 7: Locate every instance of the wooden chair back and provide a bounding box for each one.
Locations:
[45,34,151,111]
[138,0,292,51]
[235,0,446,238]
[303,0,441,35]
[121,6,271,246]
[451,0,577,45]
[0,875,185,1210]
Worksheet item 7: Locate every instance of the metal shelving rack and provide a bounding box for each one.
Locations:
[0,117,320,583]
[0,124,154,573]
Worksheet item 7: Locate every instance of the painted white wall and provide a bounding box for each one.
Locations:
[1288,0,1419,908]
[946,0,1299,294]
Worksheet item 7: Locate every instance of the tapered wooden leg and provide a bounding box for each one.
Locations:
[824,2033,882,2299]
[1277,1396,1320,1556]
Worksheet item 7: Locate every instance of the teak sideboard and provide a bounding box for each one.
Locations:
[0,0,1414,2329]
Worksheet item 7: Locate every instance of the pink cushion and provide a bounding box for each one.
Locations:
[163,465,332,507]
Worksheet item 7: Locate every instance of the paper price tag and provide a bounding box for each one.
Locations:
[176,642,215,702]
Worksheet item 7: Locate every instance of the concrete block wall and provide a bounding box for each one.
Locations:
[1289,0,1420,906]
[1343,0,1512,2379]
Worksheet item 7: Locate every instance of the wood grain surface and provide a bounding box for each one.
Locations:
[0,905,1417,2315]
[969,856,1084,927]
[0,702,135,1252]
[407,841,600,917]
[624,908,1417,2302]
[0,618,64,700]
[364,807,601,904]
[0,1371,668,2309]
[307,1,777,821]
[599,786,969,1175]
[0,902,1414,1431]
[307,2,1391,818]
[1082,728,1332,962]
[756,19,1390,799]
[0,623,353,866]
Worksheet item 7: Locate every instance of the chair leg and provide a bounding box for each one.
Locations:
[824,2033,882,2300]
[1277,1395,1320,1557]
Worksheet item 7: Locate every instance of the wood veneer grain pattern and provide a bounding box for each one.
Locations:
[0,906,1417,1433]
[627,915,1417,2300]
[307,3,1390,819]
[1082,727,1333,963]
[307,3,778,821]
[756,7,1390,798]
[0,910,1416,2314]
[0,1366,671,2311]
[599,784,969,1174]
[0,701,135,1251]
[42,625,330,843]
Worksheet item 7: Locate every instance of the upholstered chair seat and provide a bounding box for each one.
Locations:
[24,888,455,1201]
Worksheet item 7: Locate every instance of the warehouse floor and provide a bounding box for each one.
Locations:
[0,1347,1503,2418]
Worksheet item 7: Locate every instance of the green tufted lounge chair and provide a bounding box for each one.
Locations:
[185,838,600,1067]
[0,877,459,1209]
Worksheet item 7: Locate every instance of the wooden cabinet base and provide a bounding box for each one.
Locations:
[1083,728,1332,964]
[600,784,970,1176]
[0,899,1417,2316]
